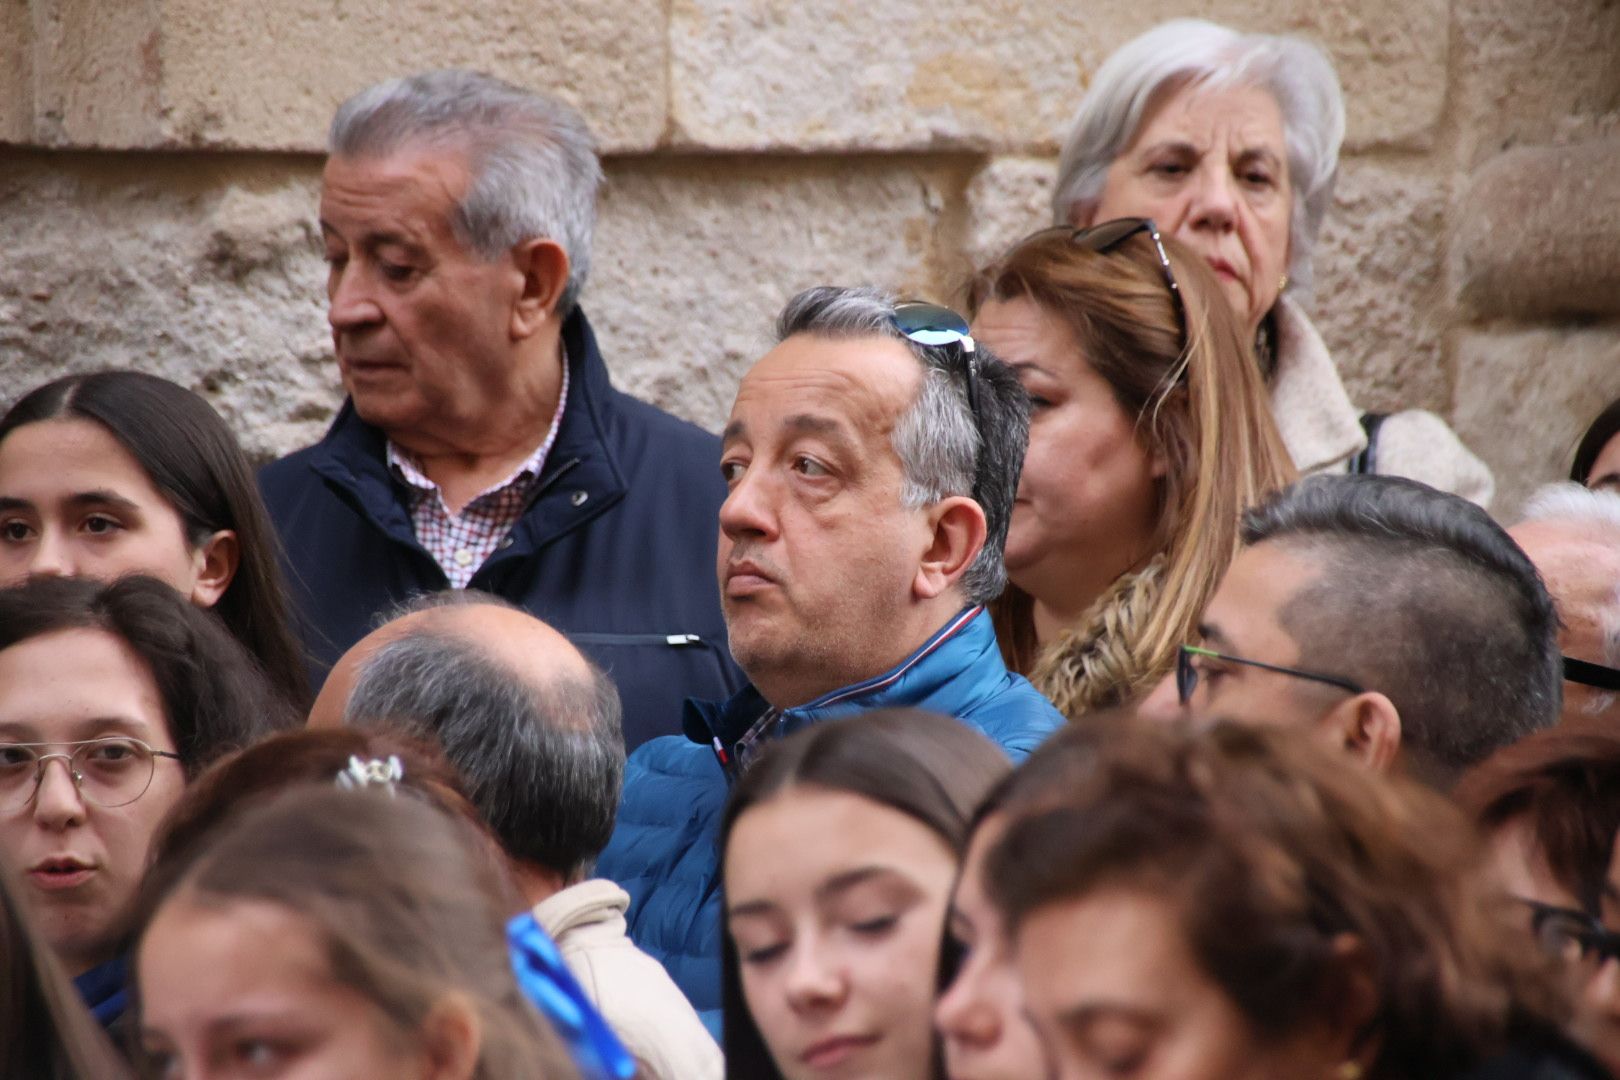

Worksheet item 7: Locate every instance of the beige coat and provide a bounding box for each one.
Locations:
[1270,296,1494,509]
[533,879,723,1080]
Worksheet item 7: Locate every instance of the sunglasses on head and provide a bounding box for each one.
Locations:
[1052,217,1186,335]
[892,300,981,418]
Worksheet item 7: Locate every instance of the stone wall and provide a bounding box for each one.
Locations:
[3,0,1618,517]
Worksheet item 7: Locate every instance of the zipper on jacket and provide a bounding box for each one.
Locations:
[568,632,708,647]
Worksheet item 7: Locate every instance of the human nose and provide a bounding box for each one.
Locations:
[782,939,847,1012]
[327,261,383,332]
[31,756,87,829]
[27,528,73,578]
[936,960,1000,1050]
[1585,953,1620,1018]
[1185,163,1239,234]
[718,466,779,544]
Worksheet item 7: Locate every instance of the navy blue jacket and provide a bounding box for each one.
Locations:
[596,606,1063,1018]
[259,308,744,749]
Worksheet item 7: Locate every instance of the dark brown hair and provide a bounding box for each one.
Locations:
[1572,396,1620,485]
[151,726,489,874]
[986,721,1567,1079]
[1454,716,1620,916]
[0,371,310,708]
[134,786,579,1080]
[969,227,1295,712]
[0,863,132,1079]
[0,574,296,777]
[718,710,1014,1080]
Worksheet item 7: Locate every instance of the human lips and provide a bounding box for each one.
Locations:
[724,558,779,598]
[1205,255,1242,283]
[799,1032,880,1070]
[28,855,96,891]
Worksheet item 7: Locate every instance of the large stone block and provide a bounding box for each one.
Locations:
[1452,139,1620,322]
[961,156,1058,270]
[16,0,666,152]
[590,156,968,430]
[0,0,31,143]
[1309,158,1451,415]
[1451,326,1620,519]
[0,153,336,460]
[1451,0,1620,168]
[668,0,1447,153]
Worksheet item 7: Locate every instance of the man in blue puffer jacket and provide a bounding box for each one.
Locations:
[597,286,1063,1021]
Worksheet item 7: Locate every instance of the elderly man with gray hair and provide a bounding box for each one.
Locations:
[315,590,723,1080]
[597,285,1063,1019]
[261,70,741,750]
[1510,483,1620,722]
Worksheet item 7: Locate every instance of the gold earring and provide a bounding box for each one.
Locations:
[1336,1063,1363,1080]
[1279,273,1290,292]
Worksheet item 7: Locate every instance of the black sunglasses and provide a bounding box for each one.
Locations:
[1177,644,1365,706]
[1521,899,1620,968]
[892,301,981,418]
[1564,655,1620,692]
[1059,217,1186,334]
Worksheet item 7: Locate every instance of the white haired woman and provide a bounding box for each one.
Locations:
[1054,18,1493,507]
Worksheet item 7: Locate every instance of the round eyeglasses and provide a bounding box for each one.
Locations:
[0,737,182,812]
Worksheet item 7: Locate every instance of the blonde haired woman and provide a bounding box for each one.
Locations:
[970,219,1295,717]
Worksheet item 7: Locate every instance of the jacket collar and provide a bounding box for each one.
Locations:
[684,606,993,747]
[306,308,629,551]
[1267,295,1366,474]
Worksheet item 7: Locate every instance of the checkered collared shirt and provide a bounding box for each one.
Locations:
[387,364,569,589]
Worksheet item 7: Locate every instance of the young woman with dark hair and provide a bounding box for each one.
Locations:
[986,721,1606,1080]
[0,863,132,1079]
[0,574,293,1029]
[718,709,1012,1080]
[0,370,309,706]
[134,785,582,1080]
[1572,396,1620,493]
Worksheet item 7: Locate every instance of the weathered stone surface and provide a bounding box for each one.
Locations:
[1451,326,1620,519]
[1453,139,1620,321]
[15,0,667,153]
[0,0,31,144]
[0,152,962,456]
[0,153,334,461]
[668,0,1447,153]
[590,156,967,430]
[1451,0,1620,167]
[1310,158,1451,415]
[961,157,1058,270]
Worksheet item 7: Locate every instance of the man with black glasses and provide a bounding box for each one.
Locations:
[598,286,1062,1018]
[1140,473,1562,790]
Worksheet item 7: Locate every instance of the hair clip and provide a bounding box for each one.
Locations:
[335,755,404,795]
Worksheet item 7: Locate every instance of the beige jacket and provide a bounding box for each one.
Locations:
[1270,296,1495,509]
[534,880,723,1080]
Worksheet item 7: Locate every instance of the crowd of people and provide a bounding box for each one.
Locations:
[2,15,1619,1080]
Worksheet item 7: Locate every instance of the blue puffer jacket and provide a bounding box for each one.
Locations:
[596,606,1063,1019]
[258,308,744,749]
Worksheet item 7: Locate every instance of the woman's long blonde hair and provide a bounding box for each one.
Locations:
[969,225,1296,716]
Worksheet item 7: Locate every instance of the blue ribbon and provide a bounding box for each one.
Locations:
[506,911,638,1080]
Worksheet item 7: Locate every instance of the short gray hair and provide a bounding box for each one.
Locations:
[775,286,1019,603]
[343,626,625,879]
[1519,482,1620,713]
[1052,18,1345,299]
[329,69,604,316]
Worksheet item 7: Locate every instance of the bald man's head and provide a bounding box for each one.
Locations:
[318,591,625,880]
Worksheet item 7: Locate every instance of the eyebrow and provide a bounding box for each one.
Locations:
[1195,622,1234,653]
[0,716,159,742]
[784,414,857,456]
[1055,1001,1165,1032]
[721,420,747,444]
[319,221,422,252]
[1591,474,1620,493]
[66,490,142,514]
[727,865,911,921]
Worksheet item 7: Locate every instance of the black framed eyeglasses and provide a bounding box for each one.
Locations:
[1066,217,1185,334]
[1176,644,1366,706]
[892,301,981,420]
[1521,899,1620,970]
[0,737,182,812]
[1564,655,1620,692]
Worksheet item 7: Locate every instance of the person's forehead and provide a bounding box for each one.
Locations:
[1132,80,1286,151]
[1203,541,1321,658]
[732,333,922,435]
[320,144,472,227]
